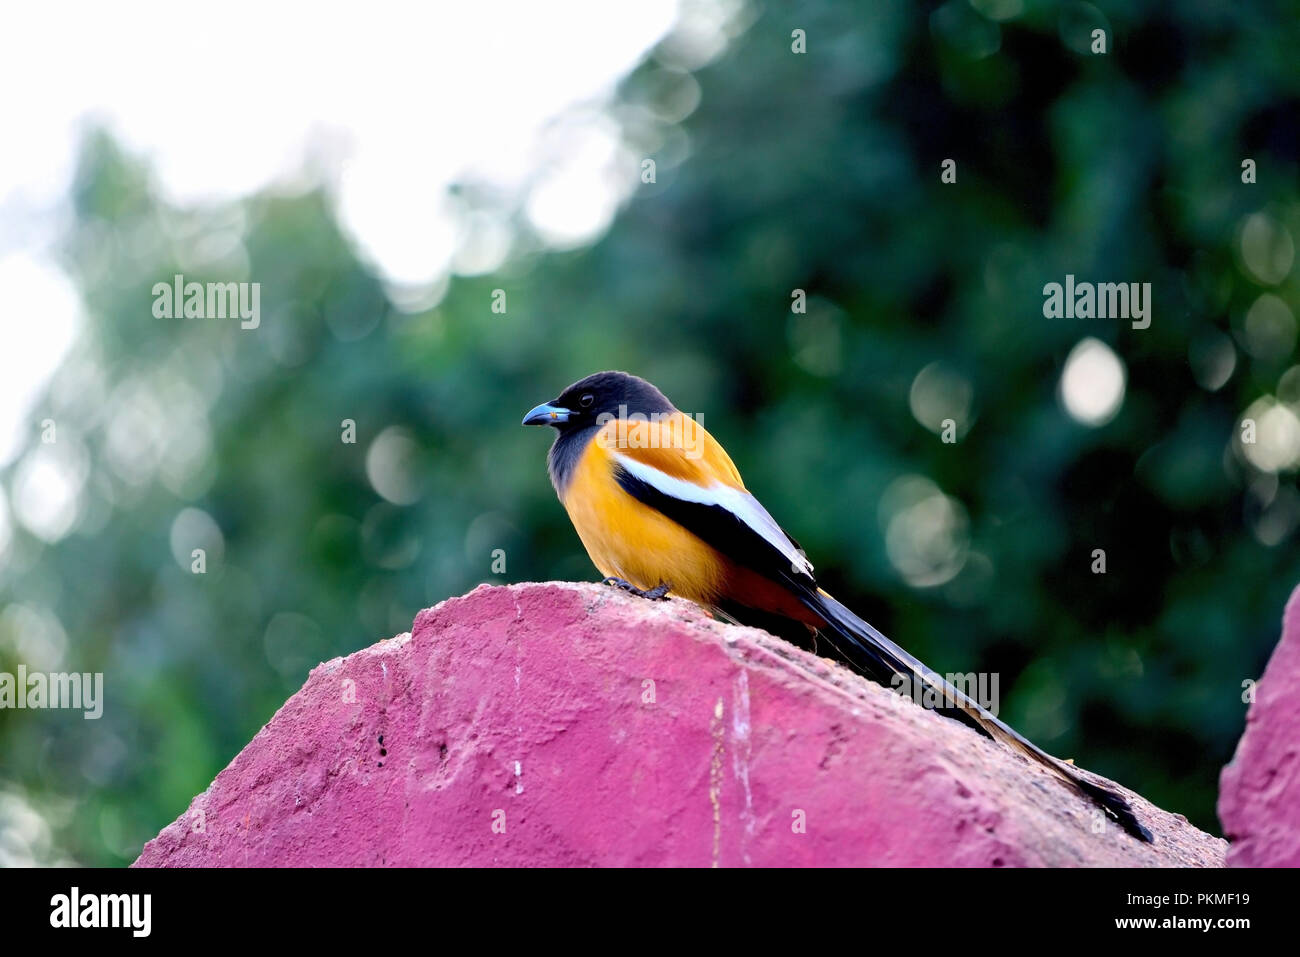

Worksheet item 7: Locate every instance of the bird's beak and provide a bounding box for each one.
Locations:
[522,402,571,426]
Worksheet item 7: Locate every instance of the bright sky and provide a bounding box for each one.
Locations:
[0,0,716,469]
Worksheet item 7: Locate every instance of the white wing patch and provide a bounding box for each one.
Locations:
[614,453,814,579]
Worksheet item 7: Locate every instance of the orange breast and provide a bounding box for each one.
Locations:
[561,420,728,605]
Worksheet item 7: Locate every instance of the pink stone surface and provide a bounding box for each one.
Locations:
[1219,585,1300,867]
[135,582,1224,867]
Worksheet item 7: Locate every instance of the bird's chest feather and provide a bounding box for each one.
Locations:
[560,439,724,603]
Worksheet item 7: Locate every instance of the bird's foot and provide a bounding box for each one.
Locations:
[601,576,670,600]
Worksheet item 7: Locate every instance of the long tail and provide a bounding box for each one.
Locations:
[798,586,1153,843]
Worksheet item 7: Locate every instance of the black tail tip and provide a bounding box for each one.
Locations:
[1078,779,1154,843]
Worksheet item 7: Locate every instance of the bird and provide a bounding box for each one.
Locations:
[523,370,1153,842]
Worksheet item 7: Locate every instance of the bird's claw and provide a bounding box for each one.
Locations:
[601,576,670,600]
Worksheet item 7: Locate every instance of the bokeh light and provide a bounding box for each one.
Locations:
[879,475,970,588]
[1059,337,1126,427]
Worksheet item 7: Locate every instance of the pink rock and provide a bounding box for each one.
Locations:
[1219,585,1300,867]
[135,582,1224,867]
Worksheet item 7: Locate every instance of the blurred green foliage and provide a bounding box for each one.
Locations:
[3,0,1300,864]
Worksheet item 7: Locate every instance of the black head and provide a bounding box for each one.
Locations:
[522,371,675,434]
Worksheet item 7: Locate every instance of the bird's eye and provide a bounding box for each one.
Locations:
[579,393,595,408]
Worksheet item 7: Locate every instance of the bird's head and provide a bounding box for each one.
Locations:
[522,371,674,434]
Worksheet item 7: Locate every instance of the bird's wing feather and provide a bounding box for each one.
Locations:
[606,414,813,579]
[606,413,744,486]
[613,454,814,578]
